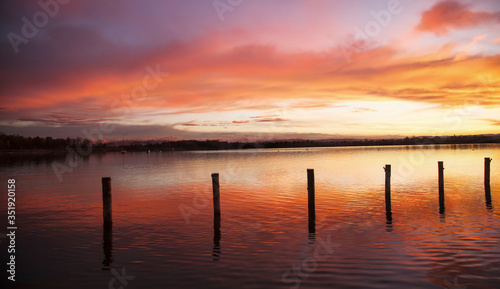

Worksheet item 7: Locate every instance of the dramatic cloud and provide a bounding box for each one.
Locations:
[417,0,500,35]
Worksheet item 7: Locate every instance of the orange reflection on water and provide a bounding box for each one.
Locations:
[4,144,499,288]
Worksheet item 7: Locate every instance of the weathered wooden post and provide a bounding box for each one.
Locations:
[307,169,315,211]
[307,169,316,238]
[485,157,492,187]
[438,161,445,214]
[212,173,221,217]
[485,157,492,207]
[102,177,112,224]
[211,173,221,261]
[384,165,392,219]
[101,177,113,269]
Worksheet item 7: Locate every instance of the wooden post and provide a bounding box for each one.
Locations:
[438,161,445,214]
[307,169,315,238]
[102,177,112,224]
[307,169,315,210]
[212,173,221,220]
[384,165,392,218]
[485,157,492,207]
[211,173,221,261]
[485,157,491,187]
[307,169,315,213]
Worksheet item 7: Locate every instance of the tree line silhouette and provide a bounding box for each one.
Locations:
[0,134,92,150]
[1,133,499,152]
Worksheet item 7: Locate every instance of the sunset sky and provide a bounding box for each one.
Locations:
[1,0,499,141]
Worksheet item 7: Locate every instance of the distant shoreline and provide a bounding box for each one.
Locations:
[1,140,499,156]
[2,132,500,155]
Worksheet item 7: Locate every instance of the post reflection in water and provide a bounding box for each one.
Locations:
[485,184,493,211]
[439,201,445,215]
[212,214,221,261]
[308,206,316,242]
[439,212,446,223]
[102,222,113,270]
[385,211,393,233]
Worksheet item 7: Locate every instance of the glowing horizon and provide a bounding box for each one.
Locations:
[1,0,499,141]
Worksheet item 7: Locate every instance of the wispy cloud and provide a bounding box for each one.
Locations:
[482,119,500,126]
[176,120,201,127]
[352,108,377,113]
[253,117,290,123]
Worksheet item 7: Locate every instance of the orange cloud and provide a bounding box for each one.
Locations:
[482,119,500,126]
[416,0,500,35]
[2,27,500,131]
[254,117,289,123]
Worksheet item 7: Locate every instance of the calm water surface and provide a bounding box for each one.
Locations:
[0,144,499,288]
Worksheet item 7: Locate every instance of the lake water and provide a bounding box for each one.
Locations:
[0,144,499,288]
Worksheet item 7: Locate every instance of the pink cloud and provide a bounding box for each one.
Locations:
[416,0,500,35]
